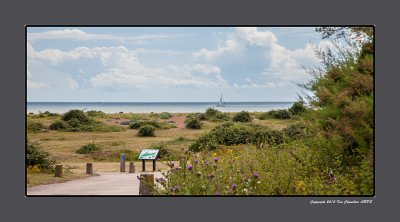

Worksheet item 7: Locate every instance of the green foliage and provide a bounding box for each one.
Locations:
[185,118,202,129]
[189,122,284,152]
[43,111,59,116]
[205,108,219,117]
[27,120,45,132]
[27,141,55,172]
[273,109,291,119]
[283,123,308,140]
[86,110,107,118]
[289,102,307,115]
[62,109,91,123]
[232,111,252,122]
[49,120,68,130]
[159,112,172,119]
[192,108,230,122]
[76,143,102,154]
[129,120,160,129]
[149,144,170,159]
[137,125,155,137]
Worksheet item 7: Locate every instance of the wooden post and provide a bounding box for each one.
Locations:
[55,164,62,177]
[153,159,156,171]
[142,159,145,171]
[129,161,135,173]
[139,174,154,195]
[120,154,126,172]
[86,163,93,174]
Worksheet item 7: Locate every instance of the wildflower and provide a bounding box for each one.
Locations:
[169,187,174,192]
[171,162,175,168]
[187,164,193,171]
[194,159,199,164]
[207,173,215,179]
[253,172,259,179]
[232,183,237,191]
[214,157,219,163]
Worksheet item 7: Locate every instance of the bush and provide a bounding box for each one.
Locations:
[62,109,90,123]
[49,120,68,130]
[273,109,291,119]
[189,122,285,152]
[283,123,308,140]
[205,108,219,117]
[129,120,160,129]
[86,110,107,118]
[150,144,171,159]
[289,102,307,115]
[27,141,55,172]
[138,125,155,137]
[27,121,45,132]
[76,143,102,154]
[185,118,202,129]
[233,111,252,122]
[159,112,171,119]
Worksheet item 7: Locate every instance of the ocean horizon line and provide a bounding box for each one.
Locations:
[27,101,295,103]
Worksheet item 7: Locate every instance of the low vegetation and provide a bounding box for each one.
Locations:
[232,111,252,122]
[137,125,155,137]
[185,118,202,129]
[76,143,102,154]
[27,141,55,172]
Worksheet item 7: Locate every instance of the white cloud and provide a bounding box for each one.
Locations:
[133,48,183,55]
[192,38,242,60]
[27,43,228,90]
[193,27,329,83]
[27,80,50,89]
[27,29,191,44]
[67,77,79,89]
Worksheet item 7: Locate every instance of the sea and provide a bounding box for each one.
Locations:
[27,102,294,114]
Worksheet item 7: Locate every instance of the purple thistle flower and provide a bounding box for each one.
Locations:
[214,157,219,162]
[169,187,174,192]
[232,183,237,191]
[187,164,193,171]
[253,172,259,179]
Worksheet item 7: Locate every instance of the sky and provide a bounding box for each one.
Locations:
[27,27,329,102]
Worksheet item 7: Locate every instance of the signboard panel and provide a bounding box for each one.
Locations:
[138,149,159,160]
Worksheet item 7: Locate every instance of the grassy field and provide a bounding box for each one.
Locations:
[26,111,295,187]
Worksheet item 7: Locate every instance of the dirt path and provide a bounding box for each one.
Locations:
[27,172,163,195]
[168,115,186,128]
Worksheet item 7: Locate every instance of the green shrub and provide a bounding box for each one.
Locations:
[27,141,55,172]
[185,118,202,129]
[86,110,107,118]
[159,112,171,119]
[43,111,59,116]
[205,108,219,117]
[138,125,155,137]
[189,122,284,152]
[27,121,45,132]
[289,102,307,115]
[273,109,291,119]
[129,120,160,129]
[120,120,134,125]
[76,143,102,154]
[150,144,170,159]
[233,111,252,122]
[283,123,308,140]
[62,109,91,123]
[49,120,68,130]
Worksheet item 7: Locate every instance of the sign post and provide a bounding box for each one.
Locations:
[138,149,159,172]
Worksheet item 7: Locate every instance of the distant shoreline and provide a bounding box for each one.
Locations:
[27,101,294,114]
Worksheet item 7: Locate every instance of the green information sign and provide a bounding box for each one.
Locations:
[138,149,159,160]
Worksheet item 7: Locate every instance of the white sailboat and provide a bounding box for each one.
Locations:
[217,93,225,107]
